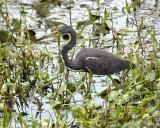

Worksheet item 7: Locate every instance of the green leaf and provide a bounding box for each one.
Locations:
[130,106,142,112]
[41,117,49,127]
[38,80,45,87]
[0,30,9,42]
[0,103,4,109]
[87,100,95,109]
[155,81,160,89]
[50,100,61,110]
[144,29,153,39]
[45,20,67,28]
[152,111,160,117]
[145,72,156,81]
[122,121,141,128]
[138,19,143,37]
[142,113,149,119]
[67,81,81,93]
[77,118,89,128]
[116,93,129,105]
[116,105,122,125]
[11,18,21,29]
[151,29,158,56]
[34,3,50,17]
[3,106,9,127]
[5,82,15,87]
[88,9,95,22]
[20,82,30,87]
[1,83,7,93]
[78,72,86,79]
[133,0,137,12]
[58,85,65,94]
[38,69,49,79]
[71,105,87,119]
[109,91,119,101]
[125,0,130,13]
[95,0,99,5]
[76,21,88,41]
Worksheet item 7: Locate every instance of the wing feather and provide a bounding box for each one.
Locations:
[75,48,134,75]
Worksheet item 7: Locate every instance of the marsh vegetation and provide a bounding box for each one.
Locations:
[0,0,160,127]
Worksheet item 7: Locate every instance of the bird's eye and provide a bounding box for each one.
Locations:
[59,30,62,33]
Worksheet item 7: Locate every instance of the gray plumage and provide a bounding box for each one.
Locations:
[75,48,135,75]
[36,25,136,75]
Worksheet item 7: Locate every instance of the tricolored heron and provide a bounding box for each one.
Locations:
[35,26,136,124]
[35,25,136,76]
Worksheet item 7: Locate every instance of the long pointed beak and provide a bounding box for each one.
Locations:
[34,30,61,42]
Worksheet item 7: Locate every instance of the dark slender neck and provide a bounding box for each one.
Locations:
[61,31,83,70]
[62,32,76,52]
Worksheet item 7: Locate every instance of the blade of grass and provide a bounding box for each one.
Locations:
[151,28,158,57]
[133,0,137,12]
[138,19,143,38]
[116,105,122,126]
[76,20,88,41]
[3,106,9,128]
[125,0,130,13]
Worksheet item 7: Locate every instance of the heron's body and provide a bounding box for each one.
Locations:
[35,25,136,75]
[74,48,134,75]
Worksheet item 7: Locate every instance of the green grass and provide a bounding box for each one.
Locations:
[0,0,160,128]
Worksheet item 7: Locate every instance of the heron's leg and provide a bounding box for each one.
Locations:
[86,73,93,96]
[105,84,110,126]
[108,75,118,87]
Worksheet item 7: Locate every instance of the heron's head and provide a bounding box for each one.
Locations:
[56,25,74,35]
[34,25,75,42]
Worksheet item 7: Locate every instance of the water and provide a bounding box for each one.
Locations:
[0,0,160,127]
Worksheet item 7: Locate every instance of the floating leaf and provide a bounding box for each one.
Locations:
[11,18,21,30]
[24,29,36,40]
[76,20,92,29]
[34,3,50,17]
[0,30,9,42]
[45,20,66,28]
